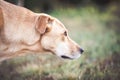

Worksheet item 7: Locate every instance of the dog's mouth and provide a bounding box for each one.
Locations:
[61,55,73,60]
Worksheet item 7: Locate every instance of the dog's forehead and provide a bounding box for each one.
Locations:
[44,14,66,30]
[53,18,67,31]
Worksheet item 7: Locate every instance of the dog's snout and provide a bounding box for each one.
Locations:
[79,48,84,54]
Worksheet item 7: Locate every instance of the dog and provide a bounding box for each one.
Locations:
[0,0,84,61]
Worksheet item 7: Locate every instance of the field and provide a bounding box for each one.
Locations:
[0,6,120,80]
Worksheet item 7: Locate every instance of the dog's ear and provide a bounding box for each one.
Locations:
[36,15,49,34]
[0,7,4,29]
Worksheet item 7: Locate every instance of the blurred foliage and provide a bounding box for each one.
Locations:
[1,0,120,80]
[5,0,120,12]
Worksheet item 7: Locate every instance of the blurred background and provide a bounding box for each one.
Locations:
[0,0,120,80]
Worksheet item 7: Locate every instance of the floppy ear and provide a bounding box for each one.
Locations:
[36,15,49,34]
[0,7,4,29]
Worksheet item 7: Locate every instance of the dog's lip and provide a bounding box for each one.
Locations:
[61,55,73,60]
[60,53,81,60]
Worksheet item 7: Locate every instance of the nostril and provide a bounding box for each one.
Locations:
[79,48,84,53]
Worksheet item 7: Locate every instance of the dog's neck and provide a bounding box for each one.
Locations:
[0,34,47,62]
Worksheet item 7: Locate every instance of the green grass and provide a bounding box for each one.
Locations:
[0,6,120,80]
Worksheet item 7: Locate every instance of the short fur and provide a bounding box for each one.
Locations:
[0,0,83,61]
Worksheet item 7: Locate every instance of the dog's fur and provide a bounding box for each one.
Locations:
[0,0,83,61]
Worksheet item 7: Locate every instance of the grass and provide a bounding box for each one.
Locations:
[0,6,120,80]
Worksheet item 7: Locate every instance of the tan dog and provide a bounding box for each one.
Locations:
[0,0,84,61]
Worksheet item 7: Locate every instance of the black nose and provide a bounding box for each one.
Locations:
[79,48,84,54]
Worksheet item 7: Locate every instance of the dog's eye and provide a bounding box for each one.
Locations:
[64,31,67,36]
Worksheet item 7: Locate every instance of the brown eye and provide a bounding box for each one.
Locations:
[64,31,67,36]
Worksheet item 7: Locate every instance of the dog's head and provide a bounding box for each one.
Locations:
[36,14,84,59]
